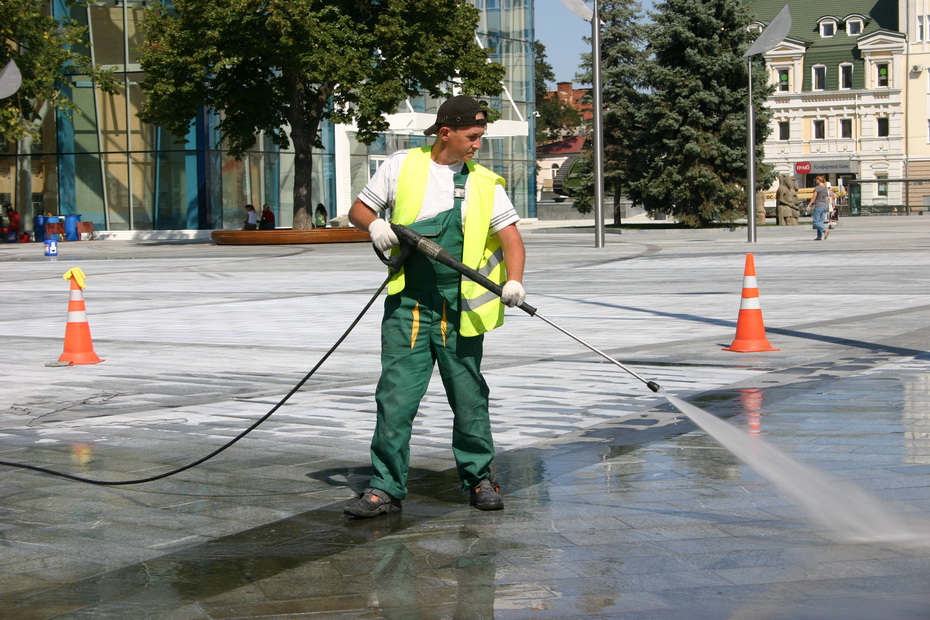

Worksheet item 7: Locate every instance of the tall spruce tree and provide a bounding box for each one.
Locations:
[629,0,773,226]
[572,0,647,222]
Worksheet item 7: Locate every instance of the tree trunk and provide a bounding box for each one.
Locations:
[612,181,622,227]
[16,139,33,224]
[286,78,326,229]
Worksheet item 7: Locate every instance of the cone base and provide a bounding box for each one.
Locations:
[723,340,779,353]
[58,352,104,365]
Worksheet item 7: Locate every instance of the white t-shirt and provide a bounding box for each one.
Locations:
[358,149,520,234]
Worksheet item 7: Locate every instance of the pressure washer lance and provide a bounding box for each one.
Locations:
[382,223,661,394]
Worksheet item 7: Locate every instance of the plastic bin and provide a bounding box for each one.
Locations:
[45,216,60,242]
[64,214,81,241]
[33,215,45,242]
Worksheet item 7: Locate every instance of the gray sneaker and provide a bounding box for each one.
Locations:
[469,478,503,511]
[343,487,401,518]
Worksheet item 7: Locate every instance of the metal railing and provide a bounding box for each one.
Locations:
[845,179,930,216]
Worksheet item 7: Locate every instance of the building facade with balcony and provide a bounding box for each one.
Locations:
[0,1,535,236]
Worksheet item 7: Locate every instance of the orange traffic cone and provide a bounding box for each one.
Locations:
[58,268,103,365]
[723,254,779,353]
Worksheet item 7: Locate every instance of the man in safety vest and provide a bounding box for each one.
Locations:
[345,95,526,518]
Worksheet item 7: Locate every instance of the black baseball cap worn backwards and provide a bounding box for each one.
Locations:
[424,95,488,136]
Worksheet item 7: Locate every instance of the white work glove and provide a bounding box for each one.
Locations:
[368,219,399,253]
[500,280,526,308]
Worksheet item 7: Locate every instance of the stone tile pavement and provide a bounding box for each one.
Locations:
[0,216,929,617]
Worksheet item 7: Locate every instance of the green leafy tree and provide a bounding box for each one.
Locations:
[138,0,505,228]
[629,0,774,227]
[0,0,119,144]
[533,40,581,144]
[572,0,647,222]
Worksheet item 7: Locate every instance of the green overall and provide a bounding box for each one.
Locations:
[369,170,494,500]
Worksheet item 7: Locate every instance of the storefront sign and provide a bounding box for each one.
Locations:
[796,160,858,174]
[815,160,858,173]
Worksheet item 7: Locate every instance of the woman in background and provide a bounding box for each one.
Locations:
[806,176,833,241]
[242,204,257,230]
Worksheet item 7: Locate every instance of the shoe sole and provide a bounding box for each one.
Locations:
[470,496,504,511]
[343,504,401,518]
[343,498,402,518]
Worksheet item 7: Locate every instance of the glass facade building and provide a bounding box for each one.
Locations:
[0,0,536,234]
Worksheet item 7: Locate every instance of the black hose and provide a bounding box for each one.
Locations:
[2,223,665,485]
[0,273,393,485]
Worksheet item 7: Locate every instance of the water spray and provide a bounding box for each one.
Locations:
[3,224,928,544]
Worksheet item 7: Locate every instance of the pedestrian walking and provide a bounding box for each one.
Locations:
[344,95,526,518]
[806,176,833,240]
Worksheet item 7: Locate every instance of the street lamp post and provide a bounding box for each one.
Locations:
[0,60,22,99]
[747,59,757,242]
[743,5,792,242]
[560,0,606,248]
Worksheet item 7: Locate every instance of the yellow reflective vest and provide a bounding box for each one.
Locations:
[388,146,507,336]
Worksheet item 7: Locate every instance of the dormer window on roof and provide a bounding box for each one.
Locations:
[818,16,839,38]
[843,14,869,37]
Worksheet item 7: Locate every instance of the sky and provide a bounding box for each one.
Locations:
[534,0,656,87]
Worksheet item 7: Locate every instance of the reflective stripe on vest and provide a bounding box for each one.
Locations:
[388,146,507,336]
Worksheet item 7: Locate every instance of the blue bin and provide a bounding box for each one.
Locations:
[45,216,60,242]
[34,215,46,242]
[64,214,81,241]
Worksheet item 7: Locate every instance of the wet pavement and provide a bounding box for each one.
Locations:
[1,216,930,618]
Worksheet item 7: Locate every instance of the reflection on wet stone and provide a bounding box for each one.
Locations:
[6,226,930,616]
